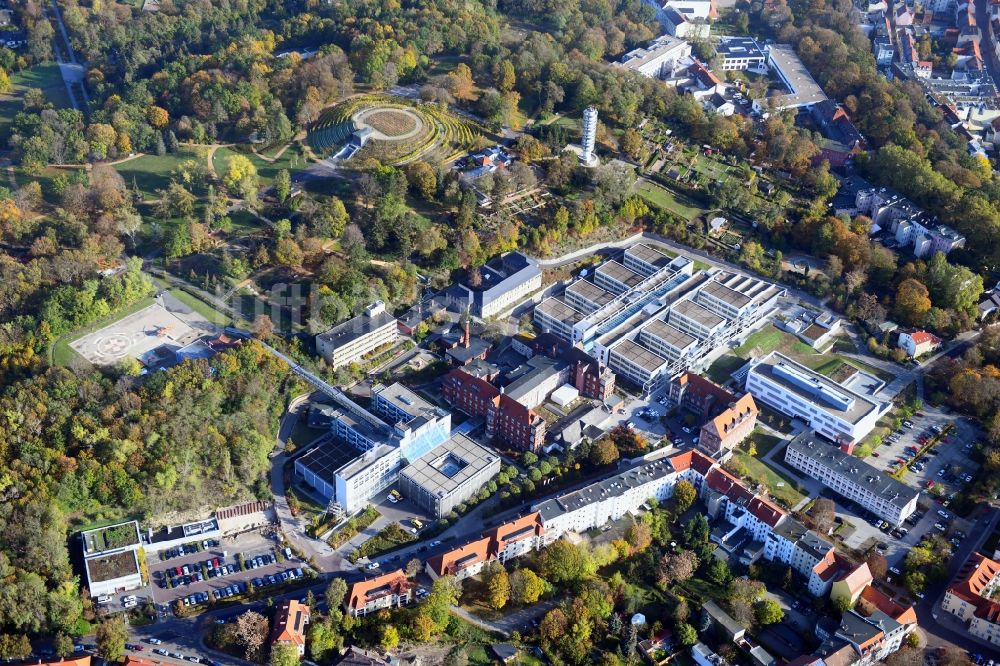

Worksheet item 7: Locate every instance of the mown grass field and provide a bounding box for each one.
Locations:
[635,179,702,221]
[0,64,71,142]
[115,149,206,199]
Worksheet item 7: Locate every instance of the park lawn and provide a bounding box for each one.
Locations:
[214,145,307,186]
[731,451,805,509]
[50,296,156,366]
[227,208,268,236]
[635,180,702,220]
[0,64,71,140]
[14,165,88,204]
[115,149,206,199]
[749,429,783,457]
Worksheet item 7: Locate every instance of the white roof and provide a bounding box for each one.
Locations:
[551,384,580,407]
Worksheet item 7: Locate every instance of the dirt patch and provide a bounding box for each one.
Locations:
[365,110,418,137]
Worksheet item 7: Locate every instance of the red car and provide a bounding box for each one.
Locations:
[174,566,182,576]
[871,452,880,457]
[926,480,935,489]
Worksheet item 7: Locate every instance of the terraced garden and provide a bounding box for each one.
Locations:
[307,95,486,166]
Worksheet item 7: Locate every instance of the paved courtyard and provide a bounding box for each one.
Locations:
[70,295,217,366]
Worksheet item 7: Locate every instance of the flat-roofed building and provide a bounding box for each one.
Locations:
[694,279,753,320]
[533,297,585,341]
[608,338,671,394]
[784,431,919,525]
[638,318,699,363]
[316,301,398,369]
[753,44,828,112]
[295,442,402,512]
[746,353,887,446]
[717,36,766,70]
[624,243,674,276]
[454,252,542,318]
[503,356,565,409]
[398,434,501,518]
[564,280,616,314]
[80,521,145,599]
[667,298,727,340]
[371,382,451,462]
[615,34,692,78]
[595,261,644,294]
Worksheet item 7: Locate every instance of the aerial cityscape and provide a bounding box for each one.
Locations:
[2,0,1000,666]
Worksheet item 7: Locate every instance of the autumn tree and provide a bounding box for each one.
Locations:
[866,552,888,580]
[620,128,642,160]
[895,278,931,326]
[672,479,697,513]
[811,498,836,534]
[405,161,437,200]
[275,169,291,203]
[623,520,652,553]
[271,644,300,666]
[484,561,511,610]
[146,106,170,129]
[590,437,620,466]
[235,610,268,660]
[379,625,400,651]
[96,617,128,662]
[657,550,698,587]
[448,63,476,102]
[253,314,274,339]
[540,539,595,586]
[224,155,260,199]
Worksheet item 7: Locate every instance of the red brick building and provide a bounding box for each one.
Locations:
[442,365,546,452]
[512,333,616,401]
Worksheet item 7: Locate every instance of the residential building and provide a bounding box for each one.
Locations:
[809,100,866,167]
[425,537,492,581]
[854,187,965,257]
[426,512,545,579]
[896,329,941,358]
[271,599,310,657]
[814,599,918,665]
[941,552,1000,647]
[667,372,738,420]
[397,433,501,518]
[745,352,888,446]
[831,562,874,609]
[873,37,895,65]
[698,393,758,461]
[979,283,1000,320]
[615,35,692,78]
[316,301,399,369]
[692,642,729,666]
[334,647,390,666]
[535,450,715,545]
[453,252,542,318]
[716,37,767,71]
[703,600,747,641]
[345,569,414,617]
[80,521,145,599]
[784,431,919,525]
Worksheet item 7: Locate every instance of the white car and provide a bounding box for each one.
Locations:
[366,562,380,570]
[147,639,162,645]
[387,495,398,504]
[889,566,901,575]
[431,540,442,547]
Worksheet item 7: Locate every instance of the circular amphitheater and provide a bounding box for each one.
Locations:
[307,96,485,166]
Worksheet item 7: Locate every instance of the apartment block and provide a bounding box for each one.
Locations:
[316,301,398,369]
[941,552,1000,647]
[784,431,919,526]
[345,569,414,617]
[745,352,887,446]
[425,512,545,580]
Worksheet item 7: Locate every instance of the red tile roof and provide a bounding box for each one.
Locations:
[347,569,411,611]
[486,512,544,550]
[907,330,941,345]
[858,585,917,626]
[425,537,492,577]
[271,599,310,648]
[837,561,874,596]
[946,552,1000,622]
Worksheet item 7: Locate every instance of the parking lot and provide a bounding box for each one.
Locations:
[148,531,308,613]
[866,404,981,498]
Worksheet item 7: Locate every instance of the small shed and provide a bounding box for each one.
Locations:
[490,644,519,663]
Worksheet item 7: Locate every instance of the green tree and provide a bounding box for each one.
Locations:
[270,643,300,666]
[510,568,545,604]
[540,539,595,586]
[620,128,642,160]
[275,169,292,204]
[406,161,438,200]
[96,617,128,661]
[754,599,784,625]
[675,622,698,646]
[707,557,730,584]
[54,633,75,658]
